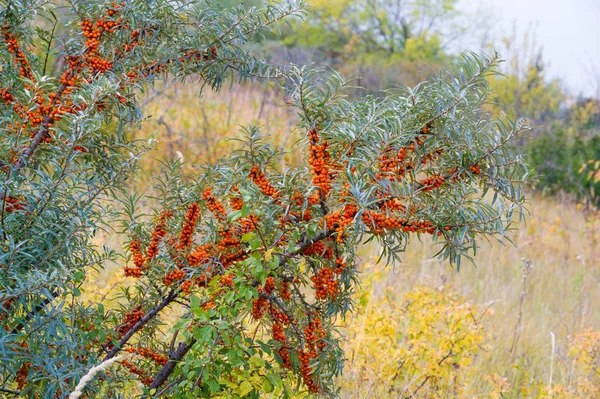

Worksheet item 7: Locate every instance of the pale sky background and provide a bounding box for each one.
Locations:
[459,0,600,97]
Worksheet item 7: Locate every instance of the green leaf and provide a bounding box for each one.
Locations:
[262,377,274,393]
[237,380,253,397]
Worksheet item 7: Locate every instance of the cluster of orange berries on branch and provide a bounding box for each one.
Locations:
[180,279,192,294]
[470,164,482,174]
[299,316,326,393]
[420,148,444,165]
[302,240,333,259]
[220,273,234,288]
[249,164,279,199]
[177,203,200,249]
[298,350,319,393]
[2,27,34,82]
[449,164,482,182]
[4,196,27,213]
[272,321,292,368]
[121,359,153,386]
[145,211,171,261]
[280,280,291,301]
[334,257,346,275]
[377,145,409,180]
[305,317,326,351]
[420,174,446,191]
[119,29,143,54]
[125,45,217,84]
[187,244,211,267]
[16,362,30,389]
[376,135,435,181]
[218,230,241,251]
[361,210,437,234]
[1,88,15,104]
[219,249,248,268]
[252,297,269,320]
[229,187,244,211]
[263,276,275,294]
[251,279,276,320]
[307,128,334,197]
[163,268,185,286]
[203,187,226,220]
[125,346,168,366]
[379,198,406,212]
[271,306,290,325]
[311,267,338,300]
[113,306,145,344]
[324,204,357,243]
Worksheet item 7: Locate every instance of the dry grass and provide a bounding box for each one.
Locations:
[339,196,600,397]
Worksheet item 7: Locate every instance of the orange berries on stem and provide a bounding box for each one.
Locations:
[249,165,279,199]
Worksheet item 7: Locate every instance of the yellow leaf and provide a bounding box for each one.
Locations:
[264,248,274,262]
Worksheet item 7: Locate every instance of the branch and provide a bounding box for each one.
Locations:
[10,290,60,333]
[103,290,179,361]
[147,338,197,392]
[279,230,334,266]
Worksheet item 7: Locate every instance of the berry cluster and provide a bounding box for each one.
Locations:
[420,174,446,191]
[379,198,406,212]
[125,346,168,366]
[311,267,338,300]
[249,165,279,199]
[220,273,234,287]
[187,244,211,267]
[180,279,192,294]
[203,187,226,220]
[298,317,326,393]
[470,164,481,174]
[251,296,269,319]
[121,359,153,386]
[163,268,185,286]
[146,211,171,261]
[377,145,409,180]
[280,280,291,301]
[324,204,358,242]
[126,46,217,84]
[124,240,144,278]
[307,128,334,197]
[361,210,437,234]
[302,240,333,259]
[177,203,200,249]
[334,257,346,275]
[229,187,244,211]
[219,249,248,268]
[16,362,30,389]
[0,88,15,104]
[124,211,171,278]
[4,196,26,213]
[2,27,34,82]
[272,321,292,368]
[111,306,145,348]
[449,164,483,182]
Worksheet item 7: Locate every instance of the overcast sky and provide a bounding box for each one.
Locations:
[458,0,600,97]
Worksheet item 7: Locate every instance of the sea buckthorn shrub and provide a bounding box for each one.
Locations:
[2,1,527,397]
[0,0,308,397]
[106,56,526,397]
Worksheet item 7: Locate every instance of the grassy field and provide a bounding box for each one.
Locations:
[87,83,600,398]
[339,195,600,398]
